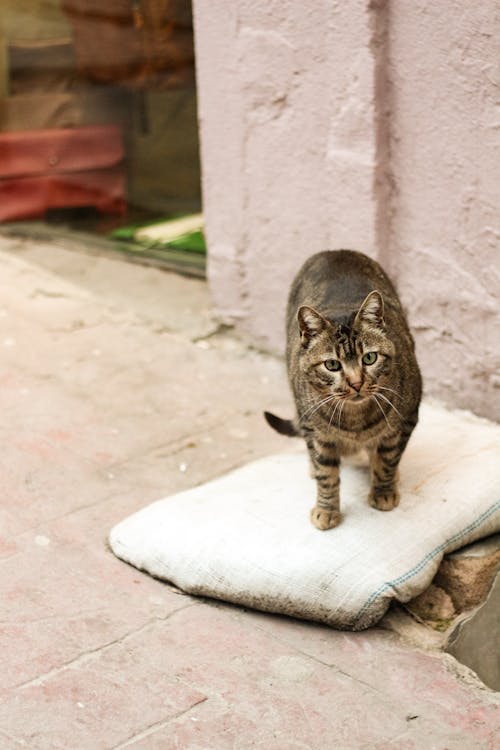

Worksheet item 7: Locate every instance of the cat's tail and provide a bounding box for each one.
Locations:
[263,411,299,437]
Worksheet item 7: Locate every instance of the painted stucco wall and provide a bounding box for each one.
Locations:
[386,2,500,418]
[193,0,500,420]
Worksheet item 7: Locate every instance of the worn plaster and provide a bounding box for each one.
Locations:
[386,0,500,417]
[193,0,499,418]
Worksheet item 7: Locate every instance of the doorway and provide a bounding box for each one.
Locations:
[0,0,204,276]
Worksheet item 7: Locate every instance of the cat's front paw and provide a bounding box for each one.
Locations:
[369,489,400,511]
[310,506,342,530]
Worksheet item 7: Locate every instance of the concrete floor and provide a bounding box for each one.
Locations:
[0,233,498,750]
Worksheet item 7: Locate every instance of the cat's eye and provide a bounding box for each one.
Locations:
[362,352,378,365]
[324,359,342,372]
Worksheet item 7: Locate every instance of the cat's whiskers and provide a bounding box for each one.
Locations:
[299,393,338,423]
[371,393,391,428]
[299,393,332,418]
[376,384,401,398]
[327,396,343,431]
[376,391,406,422]
[337,398,346,430]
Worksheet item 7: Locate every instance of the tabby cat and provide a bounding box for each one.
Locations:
[265,250,422,530]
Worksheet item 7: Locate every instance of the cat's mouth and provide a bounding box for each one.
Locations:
[332,390,369,403]
[337,391,368,403]
[349,393,367,403]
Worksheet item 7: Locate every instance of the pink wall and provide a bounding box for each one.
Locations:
[386,2,500,419]
[193,0,500,420]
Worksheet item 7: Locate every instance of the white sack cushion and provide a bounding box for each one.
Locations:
[109,402,500,630]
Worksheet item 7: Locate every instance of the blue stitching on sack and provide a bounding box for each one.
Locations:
[352,499,500,627]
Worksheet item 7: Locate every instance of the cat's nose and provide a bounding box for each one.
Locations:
[348,379,362,392]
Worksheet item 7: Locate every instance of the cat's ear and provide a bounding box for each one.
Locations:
[298,306,327,346]
[355,291,384,329]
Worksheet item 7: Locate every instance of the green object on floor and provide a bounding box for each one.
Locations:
[166,229,205,254]
[110,225,139,242]
[108,213,206,277]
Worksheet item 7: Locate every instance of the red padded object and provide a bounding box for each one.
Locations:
[0,125,126,221]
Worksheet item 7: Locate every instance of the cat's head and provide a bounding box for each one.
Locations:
[296,291,395,403]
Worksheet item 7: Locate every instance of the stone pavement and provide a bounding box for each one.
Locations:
[0,233,498,750]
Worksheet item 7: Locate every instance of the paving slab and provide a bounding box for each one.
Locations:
[0,233,498,750]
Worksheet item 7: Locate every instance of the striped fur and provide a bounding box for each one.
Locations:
[266,250,422,530]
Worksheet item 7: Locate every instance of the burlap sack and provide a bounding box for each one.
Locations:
[109,402,500,630]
